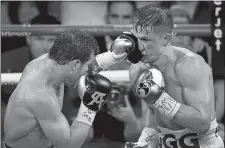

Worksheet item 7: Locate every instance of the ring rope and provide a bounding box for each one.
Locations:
[1,71,130,86]
[0,24,212,86]
[1,24,211,36]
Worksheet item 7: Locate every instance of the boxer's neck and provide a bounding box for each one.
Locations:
[152,43,176,72]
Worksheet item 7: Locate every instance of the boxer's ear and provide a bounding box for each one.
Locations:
[163,34,171,46]
[70,59,81,72]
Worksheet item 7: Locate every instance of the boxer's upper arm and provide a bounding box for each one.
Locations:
[27,93,71,147]
[175,56,212,122]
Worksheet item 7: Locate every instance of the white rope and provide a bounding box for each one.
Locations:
[1,73,22,86]
[1,70,130,86]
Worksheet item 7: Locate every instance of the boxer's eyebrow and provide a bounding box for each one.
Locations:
[138,35,151,41]
[139,36,150,40]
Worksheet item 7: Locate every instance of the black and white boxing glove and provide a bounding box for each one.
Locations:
[133,68,181,120]
[117,31,142,64]
[88,32,142,74]
[76,73,112,125]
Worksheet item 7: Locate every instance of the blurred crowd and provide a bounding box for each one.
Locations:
[1,1,224,147]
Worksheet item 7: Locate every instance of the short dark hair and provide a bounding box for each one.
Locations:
[132,5,173,35]
[31,14,61,24]
[49,28,100,65]
[107,1,137,14]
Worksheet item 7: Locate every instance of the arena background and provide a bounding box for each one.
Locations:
[1,1,224,148]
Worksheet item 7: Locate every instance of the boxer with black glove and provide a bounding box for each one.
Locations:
[76,73,112,125]
[88,32,142,74]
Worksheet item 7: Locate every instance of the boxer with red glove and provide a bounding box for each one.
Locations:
[88,32,142,74]
[76,73,112,125]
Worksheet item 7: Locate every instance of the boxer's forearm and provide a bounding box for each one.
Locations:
[56,104,95,148]
[55,121,91,148]
[88,52,125,74]
[96,52,126,70]
[49,121,91,148]
[173,104,211,134]
[152,92,210,134]
[68,121,91,148]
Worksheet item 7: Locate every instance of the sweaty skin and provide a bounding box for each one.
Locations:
[4,54,92,148]
[130,25,216,134]
[153,46,216,132]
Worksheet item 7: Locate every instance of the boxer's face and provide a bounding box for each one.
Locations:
[106,2,134,25]
[66,53,95,87]
[27,35,57,59]
[132,26,169,63]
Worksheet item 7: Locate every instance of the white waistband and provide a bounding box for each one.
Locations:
[158,118,218,136]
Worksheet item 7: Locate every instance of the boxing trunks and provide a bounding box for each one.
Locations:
[158,119,224,148]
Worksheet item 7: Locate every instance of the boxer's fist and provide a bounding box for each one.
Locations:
[133,68,165,106]
[78,73,112,111]
[87,32,141,74]
[129,62,151,85]
[111,32,142,63]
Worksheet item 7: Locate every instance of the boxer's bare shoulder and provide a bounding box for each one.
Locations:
[4,55,63,148]
[171,46,212,87]
[174,48,215,120]
[174,46,212,91]
[175,52,212,85]
[4,88,55,147]
[156,46,215,129]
